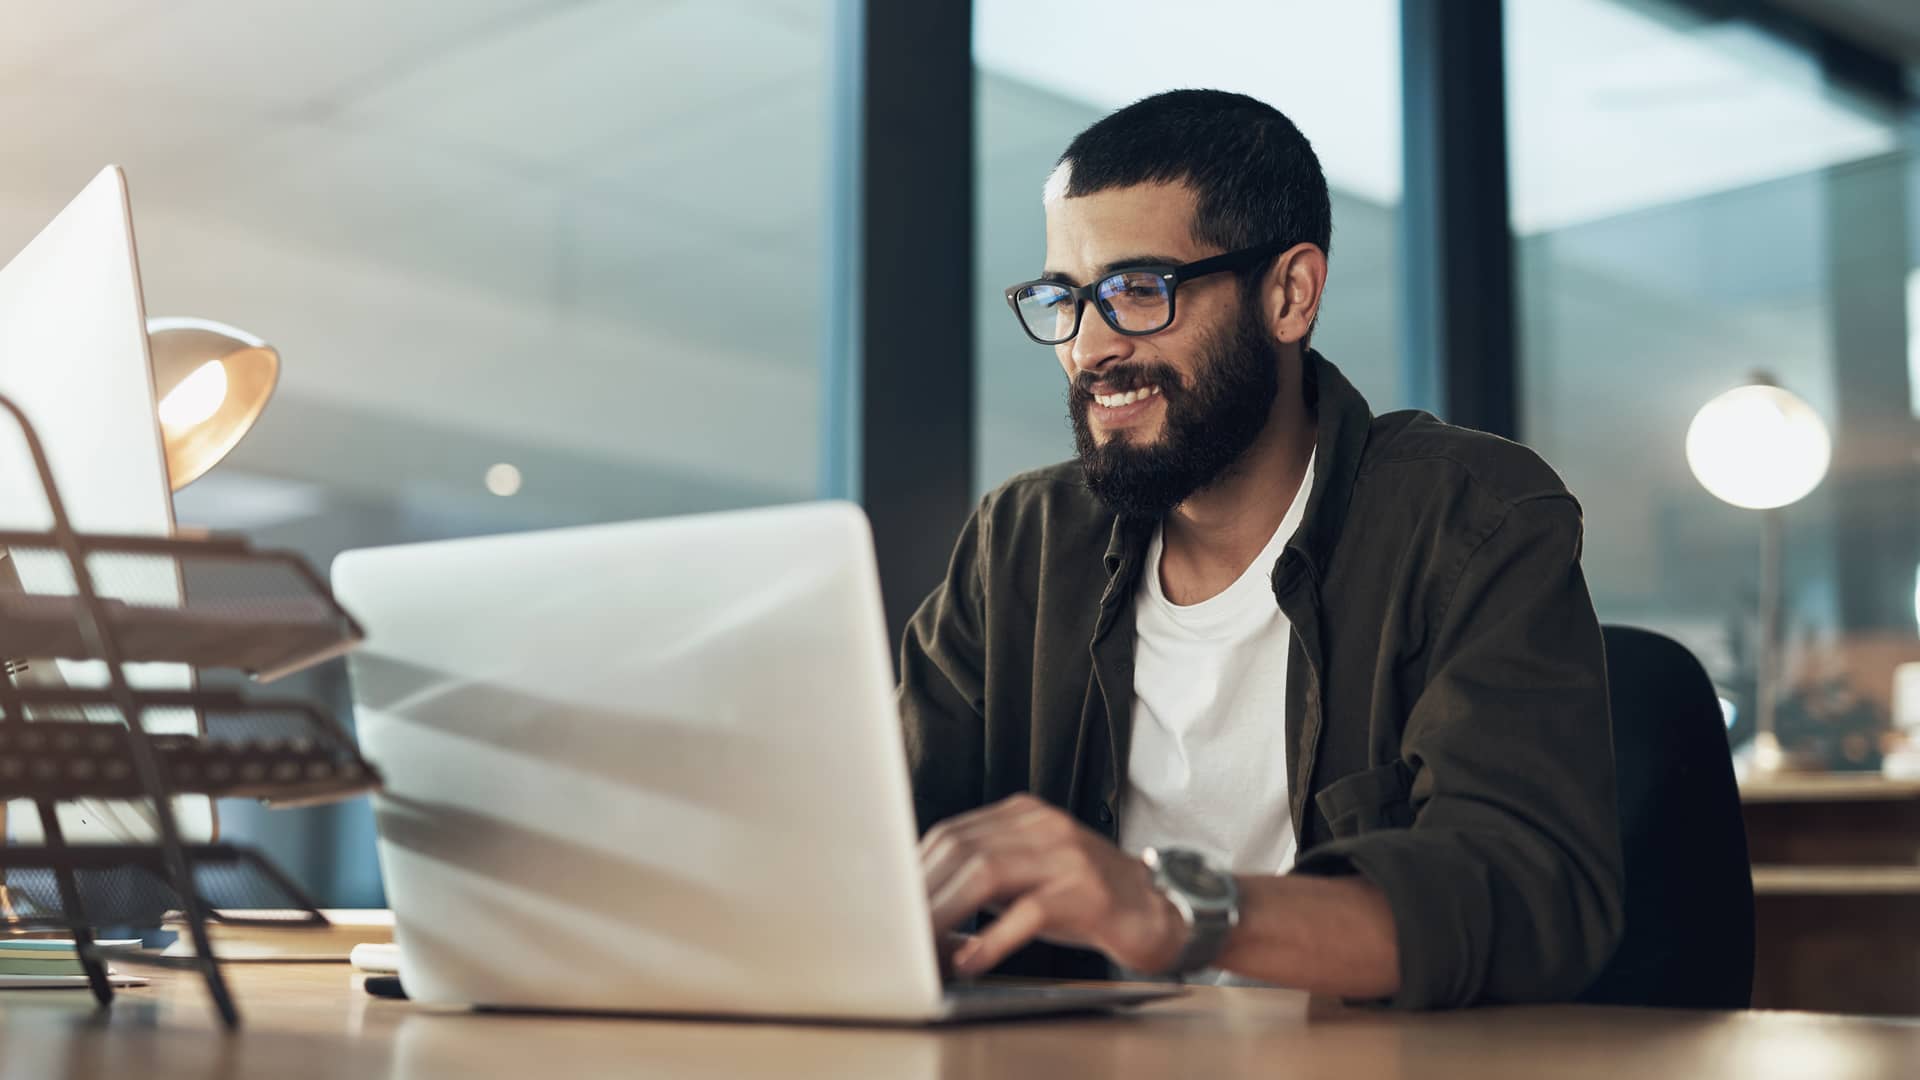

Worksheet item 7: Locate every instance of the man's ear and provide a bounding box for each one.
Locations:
[1263,243,1328,345]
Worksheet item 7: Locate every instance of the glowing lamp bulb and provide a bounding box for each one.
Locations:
[1685,383,1830,511]
[157,360,230,432]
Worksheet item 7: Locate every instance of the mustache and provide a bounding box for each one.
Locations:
[1070,364,1183,399]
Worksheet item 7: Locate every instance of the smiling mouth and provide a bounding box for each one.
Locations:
[1091,383,1162,408]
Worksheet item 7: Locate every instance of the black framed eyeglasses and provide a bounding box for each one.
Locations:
[1003,238,1289,345]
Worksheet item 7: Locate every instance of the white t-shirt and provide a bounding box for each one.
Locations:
[1119,453,1315,879]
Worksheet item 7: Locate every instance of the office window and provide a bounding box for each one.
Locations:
[2,1,834,902]
[1508,0,1919,771]
[971,0,1405,493]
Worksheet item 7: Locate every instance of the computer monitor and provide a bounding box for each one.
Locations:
[0,165,215,844]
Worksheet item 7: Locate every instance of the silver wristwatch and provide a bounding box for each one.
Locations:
[1142,846,1240,976]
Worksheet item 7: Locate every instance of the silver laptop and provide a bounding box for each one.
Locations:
[333,502,1179,1022]
[0,165,215,846]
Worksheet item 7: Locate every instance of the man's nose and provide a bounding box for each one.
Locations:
[1066,302,1135,379]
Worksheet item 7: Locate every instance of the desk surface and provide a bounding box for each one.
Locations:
[1,964,1917,1079]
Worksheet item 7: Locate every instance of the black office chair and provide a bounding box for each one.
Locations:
[1579,625,1755,1009]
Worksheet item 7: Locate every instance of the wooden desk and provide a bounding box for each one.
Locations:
[1,965,1917,1079]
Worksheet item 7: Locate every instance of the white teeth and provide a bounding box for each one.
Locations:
[1094,384,1159,408]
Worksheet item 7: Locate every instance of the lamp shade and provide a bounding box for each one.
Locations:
[1685,378,1830,511]
[148,317,278,491]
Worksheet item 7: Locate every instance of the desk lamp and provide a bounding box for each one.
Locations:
[147,316,279,491]
[1685,373,1830,775]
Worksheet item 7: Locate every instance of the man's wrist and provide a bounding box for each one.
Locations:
[1139,848,1240,976]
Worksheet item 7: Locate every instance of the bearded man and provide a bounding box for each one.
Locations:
[898,89,1624,1009]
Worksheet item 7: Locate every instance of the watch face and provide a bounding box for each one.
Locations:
[1164,851,1233,901]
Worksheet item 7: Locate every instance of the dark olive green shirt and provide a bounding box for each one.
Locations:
[898,352,1625,1009]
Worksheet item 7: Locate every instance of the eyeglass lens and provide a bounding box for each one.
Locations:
[1013,271,1173,343]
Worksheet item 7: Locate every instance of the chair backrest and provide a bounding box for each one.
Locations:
[1579,625,1755,1008]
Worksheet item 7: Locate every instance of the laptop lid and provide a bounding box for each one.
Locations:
[334,502,945,1020]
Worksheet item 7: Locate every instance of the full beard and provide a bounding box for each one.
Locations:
[1069,305,1282,522]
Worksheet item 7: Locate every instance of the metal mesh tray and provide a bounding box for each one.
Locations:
[0,843,323,933]
[0,531,361,681]
[0,688,380,806]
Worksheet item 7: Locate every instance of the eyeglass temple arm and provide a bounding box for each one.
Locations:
[1171,239,1294,283]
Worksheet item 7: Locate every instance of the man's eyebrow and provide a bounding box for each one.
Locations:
[1038,254,1185,284]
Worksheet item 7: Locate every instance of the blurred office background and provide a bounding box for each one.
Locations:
[4,0,1920,1009]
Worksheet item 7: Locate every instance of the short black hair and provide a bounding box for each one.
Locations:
[1055,88,1332,266]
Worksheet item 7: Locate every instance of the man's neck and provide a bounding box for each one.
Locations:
[1156,363,1317,607]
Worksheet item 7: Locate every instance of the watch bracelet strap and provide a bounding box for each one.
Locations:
[1168,911,1232,976]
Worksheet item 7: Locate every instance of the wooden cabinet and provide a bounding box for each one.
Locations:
[1742,775,1920,1015]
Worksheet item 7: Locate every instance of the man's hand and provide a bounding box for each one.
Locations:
[921,793,1186,978]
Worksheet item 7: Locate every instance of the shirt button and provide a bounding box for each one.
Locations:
[1095,802,1114,825]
